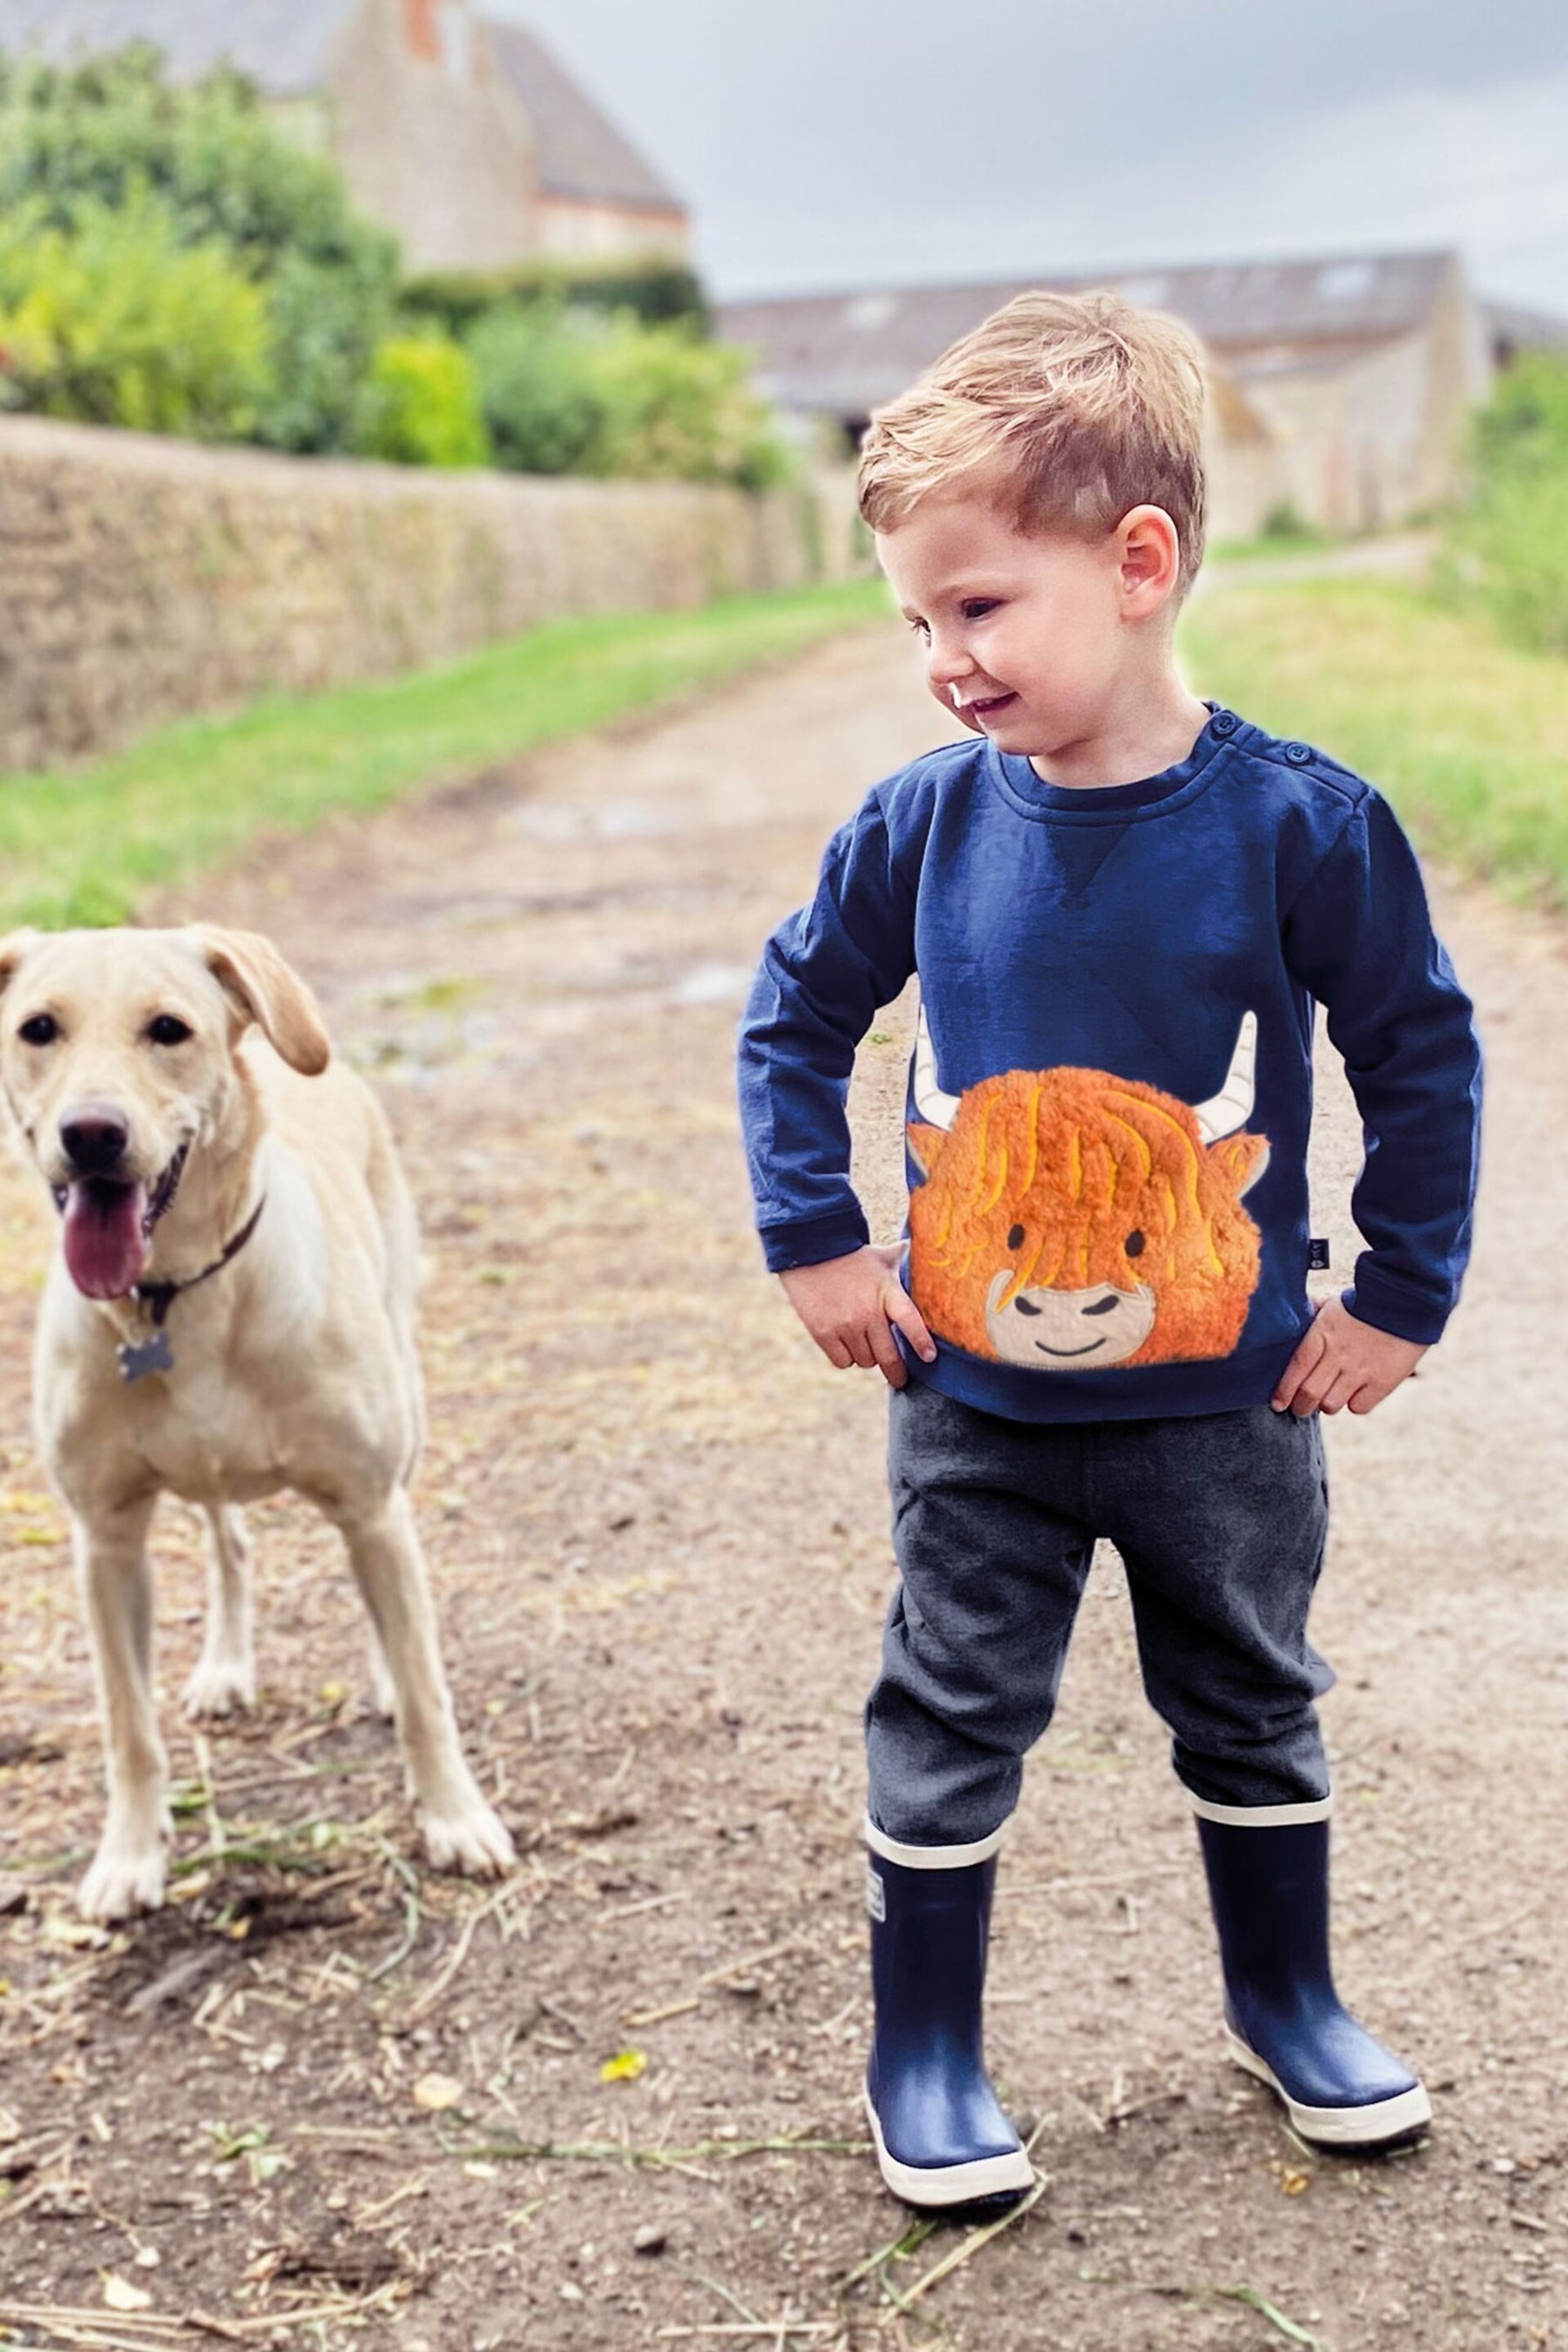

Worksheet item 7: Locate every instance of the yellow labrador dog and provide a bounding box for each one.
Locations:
[0,924,514,1920]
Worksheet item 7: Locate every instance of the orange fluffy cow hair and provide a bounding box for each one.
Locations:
[907,1064,1268,1366]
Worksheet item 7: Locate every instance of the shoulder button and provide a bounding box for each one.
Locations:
[1284,741,1311,764]
[1210,710,1237,737]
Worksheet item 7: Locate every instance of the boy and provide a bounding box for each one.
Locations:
[737,291,1481,2210]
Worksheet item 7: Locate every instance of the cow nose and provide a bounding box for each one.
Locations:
[60,1103,130,1176]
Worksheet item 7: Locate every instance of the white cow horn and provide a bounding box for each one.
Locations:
[913,1002,960,1129]
[1192,1011,1258,1143]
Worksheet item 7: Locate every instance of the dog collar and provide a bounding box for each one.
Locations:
[118,1194,268,1383]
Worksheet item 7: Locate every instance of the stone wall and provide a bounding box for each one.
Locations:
[0,416,837,773]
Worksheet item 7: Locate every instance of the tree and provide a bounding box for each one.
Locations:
[0,45,399,451]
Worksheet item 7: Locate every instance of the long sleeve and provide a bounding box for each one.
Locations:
[1282,788,1482,1345]
[737,787,919,1272]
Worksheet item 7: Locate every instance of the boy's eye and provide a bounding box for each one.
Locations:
[906,617,931,641]
[960,599,1000,621]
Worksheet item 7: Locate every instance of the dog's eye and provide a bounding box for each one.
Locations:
[1007,1223,1026,1250]
[147,1015,194,1047]
[18,1013,58,1047]
[1125,1229,1146,1258]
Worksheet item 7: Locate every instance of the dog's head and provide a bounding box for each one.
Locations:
[0,925,330,1302]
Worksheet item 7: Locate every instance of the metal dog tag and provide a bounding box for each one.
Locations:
[118,1329,175,1383]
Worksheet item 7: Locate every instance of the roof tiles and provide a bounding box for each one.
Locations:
[719,250,1463,415]
[484,19,681,210]
[0,0,359,97]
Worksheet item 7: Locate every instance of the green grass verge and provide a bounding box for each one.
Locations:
[0,577,888,930]
[1205,524,1343,564]
[1181,575,1568,907]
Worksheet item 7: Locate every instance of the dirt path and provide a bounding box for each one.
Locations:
[0,627,1563,2351]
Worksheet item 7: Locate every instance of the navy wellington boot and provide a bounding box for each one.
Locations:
[864,1826,1035,2208]
[1196,1812,1431,2149]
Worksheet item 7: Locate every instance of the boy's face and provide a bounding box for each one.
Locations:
[876,498,1160,760]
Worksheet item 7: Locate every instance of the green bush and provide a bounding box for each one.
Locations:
[0,185,272,437]
[468,303,783,489]
[466,303,786,489]
[466,302,604,474]
[581,317,786,488]
[0,45,398,451]
[352,334,491,469]
[1258,500,1326,546]
[405,256,707,336]
[1443,354,1568,657]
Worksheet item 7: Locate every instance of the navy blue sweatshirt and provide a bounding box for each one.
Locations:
[737,707,1481,1423]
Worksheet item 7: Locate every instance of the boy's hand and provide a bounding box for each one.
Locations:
[778,1244,938,1388]
[1272,1298,1428,1417]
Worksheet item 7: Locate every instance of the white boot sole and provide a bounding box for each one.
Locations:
[1223,2023,1432,2147]
[864,2090,1035,2207]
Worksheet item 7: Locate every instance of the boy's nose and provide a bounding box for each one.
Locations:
[926,639,973,688]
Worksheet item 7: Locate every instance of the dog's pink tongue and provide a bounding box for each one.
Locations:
[62,1182,148,1300]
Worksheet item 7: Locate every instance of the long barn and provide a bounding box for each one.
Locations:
[719,251,1567,539]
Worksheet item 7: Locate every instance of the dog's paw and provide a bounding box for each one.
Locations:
[78,1838,167,1922]
[183,1658,256,1720]
[420,1799,516,1880]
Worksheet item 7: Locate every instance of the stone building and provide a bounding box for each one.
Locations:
[0,0,689,274]
[719,249,1536,540]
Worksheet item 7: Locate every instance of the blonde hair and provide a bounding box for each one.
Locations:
[858,288,1208,597]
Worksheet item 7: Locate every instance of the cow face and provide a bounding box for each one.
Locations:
[906,1015,1269,1370]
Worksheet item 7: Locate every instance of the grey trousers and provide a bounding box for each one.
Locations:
[867,1381,1334,1846]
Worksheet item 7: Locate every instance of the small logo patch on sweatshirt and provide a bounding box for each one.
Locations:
[1308,1238,1331,1270]
[866,1865,886,1923]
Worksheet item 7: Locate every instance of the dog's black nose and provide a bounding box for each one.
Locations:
[60,1105,130,1176]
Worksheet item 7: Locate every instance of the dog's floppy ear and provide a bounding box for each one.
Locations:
[0,930,41,1000]
[190,927,331,1077]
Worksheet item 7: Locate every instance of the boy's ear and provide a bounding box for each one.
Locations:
[1117,504,1183,613]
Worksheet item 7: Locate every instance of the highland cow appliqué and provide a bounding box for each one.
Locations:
[906,1013,1269,1369]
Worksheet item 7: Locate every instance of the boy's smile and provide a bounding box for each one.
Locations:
[952,687,1017,723]
[875,495,1209,791]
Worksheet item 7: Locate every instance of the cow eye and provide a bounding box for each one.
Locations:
[19,1013,58,1047]
[1125,1229,1146,1257]
[148,1015,194,1047]
[1007,1223,1025,1250]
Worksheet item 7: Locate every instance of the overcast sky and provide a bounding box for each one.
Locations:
[491,0,1568,314]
